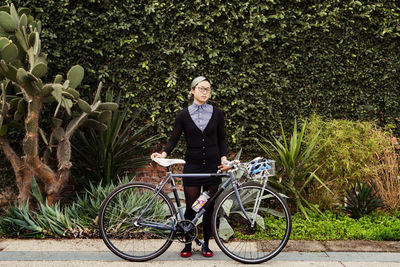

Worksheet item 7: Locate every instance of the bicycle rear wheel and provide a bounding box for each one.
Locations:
[212,182,291,264]
[99,182,176,261]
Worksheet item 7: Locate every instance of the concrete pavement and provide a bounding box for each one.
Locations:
[0,239,399,266]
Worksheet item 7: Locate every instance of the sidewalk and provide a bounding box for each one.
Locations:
[0,239,399,266]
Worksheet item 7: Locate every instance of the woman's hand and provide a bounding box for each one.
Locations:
[151,152,167,159]
[221,156,228,165]
[218,156,229,170]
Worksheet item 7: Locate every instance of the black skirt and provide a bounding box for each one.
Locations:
[182,163,222,186]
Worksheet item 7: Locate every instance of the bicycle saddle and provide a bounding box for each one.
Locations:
[152,158,186,167]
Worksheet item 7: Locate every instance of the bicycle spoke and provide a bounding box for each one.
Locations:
[99,183,176,261]
[213,183,291,264]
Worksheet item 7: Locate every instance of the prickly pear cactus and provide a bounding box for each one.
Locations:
[0,3,118,136]
[0,3,119,205]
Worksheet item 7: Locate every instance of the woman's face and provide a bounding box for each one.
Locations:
[191,80,211,105]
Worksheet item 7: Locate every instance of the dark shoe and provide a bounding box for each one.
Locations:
[202,246,213,257]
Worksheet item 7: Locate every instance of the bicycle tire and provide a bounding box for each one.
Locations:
[212,182,291,264]
[99,182,176,261]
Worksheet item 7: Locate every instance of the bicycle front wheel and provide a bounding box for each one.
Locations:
[99,182,176,261]
[212,182,291,264]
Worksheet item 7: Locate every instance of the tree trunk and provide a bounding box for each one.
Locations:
[2,92,88,206]
[23,95,61,204]
[19,169,33,204]
[0,136,33,205]
[1,125,73,205]
[47,168,71,205]
[46,139,73,205]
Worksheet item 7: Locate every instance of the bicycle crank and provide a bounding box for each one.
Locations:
[175,220,198,244]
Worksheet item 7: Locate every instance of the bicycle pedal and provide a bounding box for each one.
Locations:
[194,238,203,246]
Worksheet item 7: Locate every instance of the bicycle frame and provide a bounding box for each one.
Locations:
[137,168,254,232]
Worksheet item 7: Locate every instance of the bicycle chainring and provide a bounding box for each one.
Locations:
[175,220,197,244]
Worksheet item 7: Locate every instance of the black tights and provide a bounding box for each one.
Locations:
[183,184,219,250]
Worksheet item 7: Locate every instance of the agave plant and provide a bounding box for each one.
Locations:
[71,91,161,186]
[217,188,268,241]
[0,177,84,237]
[0,175,170,237]
[343,181,385,219]
[0,201,42,237]
[257,120,332,219]
[68,176,132,231]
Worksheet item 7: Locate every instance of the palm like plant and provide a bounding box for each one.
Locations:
[72,92,161,185]
[343,181,384,219]
[257,120,332,219]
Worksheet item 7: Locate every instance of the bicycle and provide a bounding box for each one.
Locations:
[99,158,292,264]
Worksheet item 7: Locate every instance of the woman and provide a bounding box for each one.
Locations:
[151,76,228,258]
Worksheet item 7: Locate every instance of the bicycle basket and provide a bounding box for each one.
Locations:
[246,157,275,180]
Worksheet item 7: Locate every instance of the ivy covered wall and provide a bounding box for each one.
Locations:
[5,0,400,157]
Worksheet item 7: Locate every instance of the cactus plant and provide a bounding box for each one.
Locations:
[31,62,47,78]
[0,37,9,48]
[1,42,18,62]
[67,65,84,89]
[0,3,118,206]
[0,11,17,32]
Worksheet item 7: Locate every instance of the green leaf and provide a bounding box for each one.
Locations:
[0,11,17,32]
[0,124,8,136]
[218,217,234,241]
[84,119,107,131]
[52,117,63,127]
[33,32,40,55]
[9,4,19,26]
[221,199,233,216]
[98,110,112,123]
[15,30,28,51]
[67,65,84,89]
[0,37,9,48]
[31,62,47,78]
[97,102,118,111]
[18,7,31,17]
[41,84,53,96]
[65,88,79,98]
[19,13,28,31]
[77,99,91,113]
[1,42,18,62]
[31,176,44,204]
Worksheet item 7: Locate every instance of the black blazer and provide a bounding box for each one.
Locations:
[163,106,227,173]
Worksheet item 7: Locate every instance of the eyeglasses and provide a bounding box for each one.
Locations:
[196,87,212,93]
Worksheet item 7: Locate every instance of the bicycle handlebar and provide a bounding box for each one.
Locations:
[218,160,240,172]
[218,164,233,172]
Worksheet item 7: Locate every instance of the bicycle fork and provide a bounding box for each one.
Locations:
[232,181,266,228]
[250,179,268,227]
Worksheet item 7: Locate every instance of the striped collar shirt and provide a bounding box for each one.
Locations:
[188,102,213,132]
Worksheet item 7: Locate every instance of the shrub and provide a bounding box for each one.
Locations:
[304,115,393,209]
[367,147,400,210]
